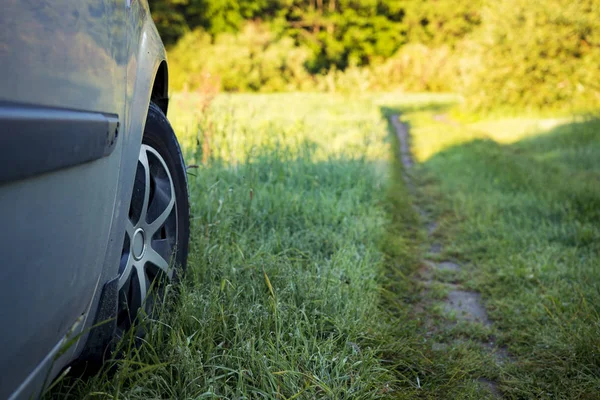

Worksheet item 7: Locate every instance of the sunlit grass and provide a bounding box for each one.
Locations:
[400,102,600,398]
[398,105,576,162]
[48,93,425,399]
[47,93,599,399]
[169,92,392,164]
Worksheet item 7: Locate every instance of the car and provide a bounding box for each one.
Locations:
[0,1,190,399]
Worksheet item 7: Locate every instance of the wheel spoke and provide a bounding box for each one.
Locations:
[137,264,148,303]
[145,247,172,278]
[139,147,151,222]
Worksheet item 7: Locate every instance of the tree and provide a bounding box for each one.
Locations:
[149,0,481,71]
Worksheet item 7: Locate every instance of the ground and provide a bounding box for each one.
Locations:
[49,93,600,399]
[389,100,600,399]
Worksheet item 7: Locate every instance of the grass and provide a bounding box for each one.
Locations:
[48,93,600,399]
[397,101,600,398]
[48,93,427,399]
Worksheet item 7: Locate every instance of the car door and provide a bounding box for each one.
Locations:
[0,1,127,397]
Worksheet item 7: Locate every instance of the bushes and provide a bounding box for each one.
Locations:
[169,24,313,92]
[152,0,482,70]
[166,0,600,113]
[168,28,473,95]
[465,0,600,112]
[372,42,480,92]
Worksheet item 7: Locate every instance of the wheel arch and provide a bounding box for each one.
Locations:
[151,60,169,115]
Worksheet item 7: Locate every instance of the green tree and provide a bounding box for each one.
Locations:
[466,0,600,111]
[149,0,281,44]
[150,0,482,71]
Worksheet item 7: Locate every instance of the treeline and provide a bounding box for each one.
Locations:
[150,0,481,71]
[150,0,600,112]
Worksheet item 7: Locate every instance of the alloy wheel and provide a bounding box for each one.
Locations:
[117,144,178,332]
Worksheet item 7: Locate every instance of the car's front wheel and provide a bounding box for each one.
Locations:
[116,102,190,334]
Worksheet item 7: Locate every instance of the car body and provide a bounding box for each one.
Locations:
[0,1,183,398]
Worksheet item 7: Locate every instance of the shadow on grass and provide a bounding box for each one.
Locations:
[380,102,454,117]
[48,99,600,399]
[46,138,433,399]
[380,101,600,398]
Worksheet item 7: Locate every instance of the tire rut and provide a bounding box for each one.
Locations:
[391,114,506,398]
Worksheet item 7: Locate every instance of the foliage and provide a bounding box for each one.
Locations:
[465,0,600,112]
[157,0,600,112]
[148,0,278,43]
[150,0,481,71]
[371,41,479,92]
[398,0,482,46]
[168,24,313,92]
[167,30,475,94]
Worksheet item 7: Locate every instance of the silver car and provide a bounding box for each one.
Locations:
[0,1,190,398]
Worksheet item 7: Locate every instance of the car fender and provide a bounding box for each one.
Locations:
[72,7,168,363]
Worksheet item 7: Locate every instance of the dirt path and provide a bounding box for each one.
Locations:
[391,114,507,398]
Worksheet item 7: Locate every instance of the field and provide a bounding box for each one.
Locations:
[400,103,600,398]
[49,93,600,399]
[49,93,420,399]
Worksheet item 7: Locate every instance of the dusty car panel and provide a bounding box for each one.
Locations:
[0,0,170,398]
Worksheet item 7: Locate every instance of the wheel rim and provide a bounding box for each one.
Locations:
[117,144,178,332]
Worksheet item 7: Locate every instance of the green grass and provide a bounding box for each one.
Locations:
[48,93,600,399]
[48,93,428,399]
[399,102,600,398]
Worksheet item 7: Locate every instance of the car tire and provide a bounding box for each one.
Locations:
[115,102,190,335]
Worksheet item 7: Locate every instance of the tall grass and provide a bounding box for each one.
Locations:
[46,93,600,399]
[48,93,425,399]
[403,102,600,397]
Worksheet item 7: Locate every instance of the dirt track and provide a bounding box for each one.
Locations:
[391,114,507,398]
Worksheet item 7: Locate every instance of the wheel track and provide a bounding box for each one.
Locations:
[391,114,507,398]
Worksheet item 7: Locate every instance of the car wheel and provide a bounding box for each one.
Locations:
[116,102,190,335]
